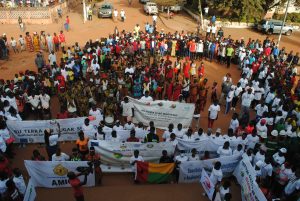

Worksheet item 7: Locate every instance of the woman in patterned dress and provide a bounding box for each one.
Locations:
[32,32,40,52]
[25,32,34,52]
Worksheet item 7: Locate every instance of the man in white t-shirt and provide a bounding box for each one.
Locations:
[82,118,96,139]
[130,150,144,173]
[209,161,223,187]
[39,90,51,118]
[113,9,118,21]
[48,51,56,66]
[52,148,70,161]
[284,169,300,197]
[124,117,135,130]
[208,100,220,129]
[241,88,254,117]
[112,120,124,131]
[140,91,153,102]
[120,97,134,123]
[89,105,103,121]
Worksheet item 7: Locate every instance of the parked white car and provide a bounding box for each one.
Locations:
[169,5,182,12]
[144,2,158,15]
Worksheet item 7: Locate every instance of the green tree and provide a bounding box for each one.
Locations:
[153,0,186,6]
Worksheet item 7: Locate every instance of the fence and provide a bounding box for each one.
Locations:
[0,2,67,24]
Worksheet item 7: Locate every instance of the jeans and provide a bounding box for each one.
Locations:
[225,101,231,114]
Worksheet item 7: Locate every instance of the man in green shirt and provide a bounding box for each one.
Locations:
[226,45,234,68]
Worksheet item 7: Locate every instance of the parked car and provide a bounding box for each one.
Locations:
[139,0,150,3]
[144,2,158,15]
[98,3,113,18]
[257,19,293,36]
[169,5,182,12]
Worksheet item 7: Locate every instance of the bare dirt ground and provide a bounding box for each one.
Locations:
[1,0,300,200]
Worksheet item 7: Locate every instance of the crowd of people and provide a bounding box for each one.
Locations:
[0,16,300,201]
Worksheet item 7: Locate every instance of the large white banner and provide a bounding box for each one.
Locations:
[233,156,267,201]
[129,97,195,129]
[200,169,215,200]
[177,138,242,157]
[24,160,95,188]
[178,154,241,183]
[7,117,99,143]
[103,129,148,142]
[91,140,175,172]
[23,178,36,201]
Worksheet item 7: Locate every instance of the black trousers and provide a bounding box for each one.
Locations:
[75,195,84,201]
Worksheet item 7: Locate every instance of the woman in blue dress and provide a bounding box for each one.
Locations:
[133,75,142,98]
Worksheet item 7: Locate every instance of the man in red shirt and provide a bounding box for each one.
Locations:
[58,30,66,52]
[67,171,88,201]
[53,33,60,52]
[126,130,139,142]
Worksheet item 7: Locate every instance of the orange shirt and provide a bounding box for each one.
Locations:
[189,42,196,52]
[76,138,89,152]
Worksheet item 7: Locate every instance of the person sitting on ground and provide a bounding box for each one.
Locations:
[70,147,82,161]
[31,149,46,161]
[188,148,200,161]
[51,148,70,161]
[127,130,139,142]
[144,126,159,143]
[217,141,233,157]
[159,150,173,163]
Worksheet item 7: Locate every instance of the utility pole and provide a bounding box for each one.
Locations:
[198,0,204,32]
[278,0,291,47]
[83,0,87,23]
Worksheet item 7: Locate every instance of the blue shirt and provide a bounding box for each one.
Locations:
[273,48,279,56]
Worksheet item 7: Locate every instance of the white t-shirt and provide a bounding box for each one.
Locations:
[39,94,50,109]
[208,104,220,119]
[182,134,195,141]
[273,152,285,165]
[246,135,259,149]
[140,96,153,102]
[0,178,9,194]
[241,93,254,107]
[229,119,239,132]
[48,53,56,65]
[188,154,200,161]
[0,136,7,153]
[285,177,300,195]
[174,128,186,138]
[162,130,173,140]
[49,134,59,146]
[82,124,96,138]
[217,147,233,157]
[130,155,144,172]
[13,175,26,194]
[255,104,268,116]
[261,163,273,178]
[174,155,188,169]
[210,168,223,186]
[52,153,70,161]
[124,123,135,130]
[121,101,134,117]
[112,125,124,131]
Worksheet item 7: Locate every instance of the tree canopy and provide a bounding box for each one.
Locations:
[154,0,186,7]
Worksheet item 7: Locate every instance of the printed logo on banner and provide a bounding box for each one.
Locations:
[53,164,68,176]
[120,145,127,150]
[146,144,154,148]
[113,153,123,159]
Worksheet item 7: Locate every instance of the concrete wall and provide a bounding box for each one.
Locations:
[0,2,67,24]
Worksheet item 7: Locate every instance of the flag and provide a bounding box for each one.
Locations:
[136,161,175,184]
[200,169,215,200]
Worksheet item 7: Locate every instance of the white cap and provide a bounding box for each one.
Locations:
[216,128,221,133]
[279,130,286,136]
[271,130,278,137]
[286,130,293,137]
[279,148,287,154]
[260,132,267,139]
[256,160,264,168]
